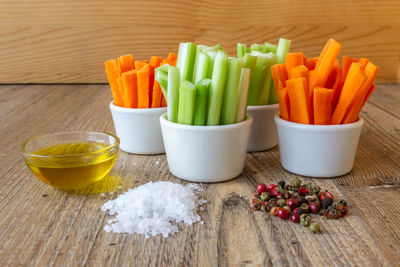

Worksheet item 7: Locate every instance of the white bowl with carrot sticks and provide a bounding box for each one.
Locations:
[104,52,177,154]
[271,38,378,177]
[275,114,364,177]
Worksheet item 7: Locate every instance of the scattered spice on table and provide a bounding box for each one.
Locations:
[251,178,349,233]
[102,181,207,238]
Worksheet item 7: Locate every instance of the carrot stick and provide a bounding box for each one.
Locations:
[342,56,358,78]
[137,64,150,108]
[271,64,287,88]
[331,62,367,124]
[325,59,340,89]
[342,62,379,123]
[134,61,147,70]
[148,64,155,106]
[150,56,163,67]
[287,77,312,124]
[121,70,138,108]
[167,52,178,66]
[305,57,318,70]
[161,95,167,107]
[151,81,162,108]
[313,87,334,125]
[132,57,136,68]
[288,65,308,80]
[116,77,126,107]
[359,58,369,69]
[331,76,344,110]
[104,59,123,106]
[286,52,304,73]
[278,87,290,121]
[118,54,134,74]
[309,39,342,91]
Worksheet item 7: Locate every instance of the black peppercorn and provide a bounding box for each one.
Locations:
[321,197,333,209]
[278,180,286,189]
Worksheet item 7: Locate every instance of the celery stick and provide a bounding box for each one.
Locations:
[221,58,242,125]
[176,42,197,81]
[206,51,228,125]
[264,42,277,53]
[243,53,257,73]
[247,52,275,105]
[177,81,196,125]
[250,43,267,53]
[269,38,291,104]
[167,66,180,122]
[193,52,210,84]
[237,43,246,58]
[155,66,169,98]
[205,48,219,79]
[236,68,251,123]
[276,38,291,64]
[259,53,276,105]
[193,79,211,126]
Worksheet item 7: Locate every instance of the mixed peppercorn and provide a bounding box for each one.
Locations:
[251,178,349,233]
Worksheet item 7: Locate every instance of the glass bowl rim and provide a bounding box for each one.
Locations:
[21,131,120,158]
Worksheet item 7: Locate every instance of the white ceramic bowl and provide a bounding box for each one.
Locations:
[160,113,253,183]
[247,104,279,152]
[109,102,166,154]
[275,113,364,177]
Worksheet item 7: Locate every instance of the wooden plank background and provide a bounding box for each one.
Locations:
[0,0,399,83]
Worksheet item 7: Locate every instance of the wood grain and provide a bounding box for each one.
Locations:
[0,0,399,83]
[0,84,399,266]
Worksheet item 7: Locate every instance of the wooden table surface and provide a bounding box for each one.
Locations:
[1,84,399,266]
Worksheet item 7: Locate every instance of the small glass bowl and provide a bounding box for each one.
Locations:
[21,132,119,190]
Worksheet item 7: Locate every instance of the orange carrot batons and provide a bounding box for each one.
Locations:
[288,65,308,80]
[287,77,313,124]
[305,57,318,70]
[121,70,138,108]
[150,56,163,67]
[137,64,150,108]
[104,59,123,107]
[286,52,304,73]
[271,64,288,88]
[278,87,290,121]
[331,62,367,124]
[118,54,134,74]
[151,82,163,108]
[167,52,178,66]
[134,61,147,70]
[313,87,334,125]
[342,62,379,123]
[116,77,127,107]
[310,39,342,91]
[342,56,358,78]
[161,95,167,107]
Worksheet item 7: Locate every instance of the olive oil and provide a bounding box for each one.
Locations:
[25,142,118,190]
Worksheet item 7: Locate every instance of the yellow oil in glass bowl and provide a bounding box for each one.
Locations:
[22,132,119,190]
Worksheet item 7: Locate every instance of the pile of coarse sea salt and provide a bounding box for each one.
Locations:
[101,181,207,238]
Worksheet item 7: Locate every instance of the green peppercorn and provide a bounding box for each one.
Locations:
[277,199,286,207]
[305,195,318,202]
[300,203,310,213]
[309,223,321,233]
[332,199,348,209]
[260,192,270,201]
[283,206,291,213]
[290,178,302,188]
[300,214,311,227]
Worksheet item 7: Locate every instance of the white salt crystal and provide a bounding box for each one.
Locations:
[101,181,206,238]
[100,193,105,198]
[155,161,160,165]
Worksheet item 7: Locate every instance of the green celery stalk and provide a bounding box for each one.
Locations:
[177,81,196,125]
[193,52,210,84]
[237,43,246,58]
[259,53,276,105]
[220,58,242,125]
[204,46,221,78]
[206,51,228,125]
[264,42,277,53]
[250,43,267,53]
[167,66,180,122]
[176,42,197,81]
[247,52,275,105]
[243,53,257,72]
[236,68,251,123]
[276,38,291,64]
[269,38,291,104]
[155,64,169,98]
[193,79,211,125]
